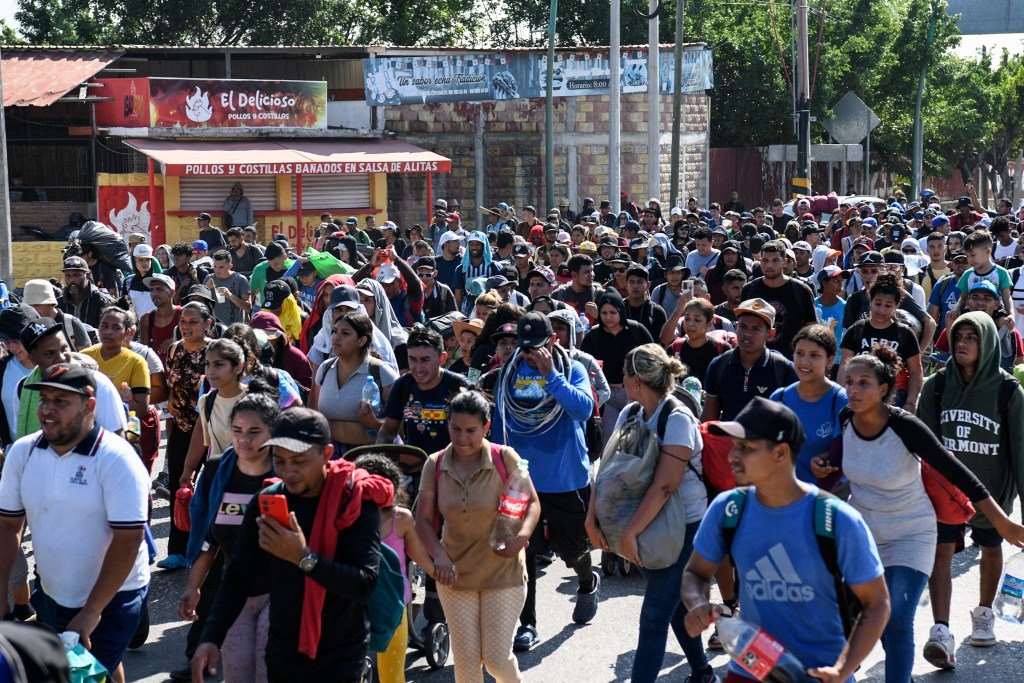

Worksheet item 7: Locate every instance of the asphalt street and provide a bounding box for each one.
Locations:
[126,460,1024,682]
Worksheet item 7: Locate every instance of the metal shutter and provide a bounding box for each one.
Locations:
[291,174,370,210]
[180,176,278,212]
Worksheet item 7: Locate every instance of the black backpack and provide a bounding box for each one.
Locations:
[721,486,862,638]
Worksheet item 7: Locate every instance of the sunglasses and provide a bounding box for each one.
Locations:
[416,272,434,280]
[613,267,627,273]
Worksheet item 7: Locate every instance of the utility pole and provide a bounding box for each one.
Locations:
[792,0,811,198]
[610,0,621,212]
[647,0,660,202]
[0,48,11,287]
[911,0,939,198]
[669,0,685,208]
[545,0,558,212]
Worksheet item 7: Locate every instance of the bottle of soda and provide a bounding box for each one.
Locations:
[490,460,531,551]
[715,616,814,683]
[361,376,381,416]
[995,551,1024,624]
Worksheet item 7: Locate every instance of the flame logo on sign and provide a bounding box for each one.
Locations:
[109,192,151,239]
[184,86,213,122]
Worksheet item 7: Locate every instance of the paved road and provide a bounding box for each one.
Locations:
[129,466,1024,682]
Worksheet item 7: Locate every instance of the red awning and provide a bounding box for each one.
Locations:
[2,49,124,107]
[123,138,451,176]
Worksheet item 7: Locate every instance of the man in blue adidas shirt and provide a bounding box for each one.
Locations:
[682,397,889,683]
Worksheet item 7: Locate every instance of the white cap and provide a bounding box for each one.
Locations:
[375,263,400,283]
[792,241,812,252]
[133,243,153,258]
[439,231,461,248]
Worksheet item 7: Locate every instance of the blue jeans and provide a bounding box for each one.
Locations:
[631,521,707,683]
[32,582,148,673]
[881,565,928,683]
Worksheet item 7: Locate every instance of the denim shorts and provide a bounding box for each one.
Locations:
[31,582,148,673]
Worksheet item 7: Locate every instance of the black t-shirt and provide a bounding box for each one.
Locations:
[741,277,817,358]
[840,319,920,362]
[382,370,472,454]
[210,465,272,595]
[579,321,654,384]
[624,300,667,342]
[772,213,792,233]
[551,284,604,314]
[670,337,720,386]
[230,244,263,276]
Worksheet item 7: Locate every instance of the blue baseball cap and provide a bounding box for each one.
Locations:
[931,215,950,228]
[498,202,510,210]
[920,188,936,198]
[969,280,998,298]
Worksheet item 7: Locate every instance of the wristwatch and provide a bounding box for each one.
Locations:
[298,551,319,573]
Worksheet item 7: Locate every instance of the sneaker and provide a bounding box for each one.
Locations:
[168,667,192,681]
[683,664,719,683]
[156,554,188,571]
[513,624,539,652]
[572,570,601,624]
[923,623,956,670]
[969,605,996,647]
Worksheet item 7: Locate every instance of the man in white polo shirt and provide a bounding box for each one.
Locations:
[0,363,150,683]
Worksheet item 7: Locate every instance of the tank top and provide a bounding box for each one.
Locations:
[146,307,182,367]
[382,515,410,604]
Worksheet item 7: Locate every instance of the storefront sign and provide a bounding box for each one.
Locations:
[362,49,713,105]
[168,160,446,176]
[93,78,328,129]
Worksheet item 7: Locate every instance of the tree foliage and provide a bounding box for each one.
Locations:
[13,0,488,47]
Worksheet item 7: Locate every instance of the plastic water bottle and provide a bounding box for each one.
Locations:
[995,551,1024,624]
[361,376,381,416]
[490,460,531,551]
[716,616,814,682]
[127,411,141,436]
[579,312,590,334]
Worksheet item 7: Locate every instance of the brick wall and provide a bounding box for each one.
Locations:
[10,202,92,241]
[383,92,710,230]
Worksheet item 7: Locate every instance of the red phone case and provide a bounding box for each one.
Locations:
[259,494,290,527]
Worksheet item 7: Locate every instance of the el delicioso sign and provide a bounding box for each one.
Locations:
[94,78,328,129]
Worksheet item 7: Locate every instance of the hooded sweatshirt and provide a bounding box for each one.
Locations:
[918,311,1024,526]
[548,308,611,407]
[578,289,654,384]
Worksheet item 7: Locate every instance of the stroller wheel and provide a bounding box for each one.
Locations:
[618,557,635,577]
[601,551,617,576]
[425,622,450,669]
[407,603,426,648]
[362,656,375,683]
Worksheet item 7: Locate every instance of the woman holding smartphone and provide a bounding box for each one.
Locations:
[180,384,279,683]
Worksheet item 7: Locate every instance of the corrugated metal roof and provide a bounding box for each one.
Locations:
[2,48,124,107]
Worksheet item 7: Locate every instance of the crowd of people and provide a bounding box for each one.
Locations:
[0,185,1022,683]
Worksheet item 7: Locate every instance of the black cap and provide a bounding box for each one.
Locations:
[415,257,436,271]
[490,322,518,342]
[517,311,553,348]
[512,244,531,258]
[664,253,689,275]
[261,407,331,452]
[608,251,631,265]
[709,396,804,452]
[0,304,41,342]
[62,256,89,272]
[956,196,973,209]
[197,212,212,221]
[485,275,511,290]
[262,280,291,310]
[182,284,216,304]
[599,235,618,247]
[25,362,97,398]
[296,261,316,276]
[329,285,360,310]
[882,250,905,265]
[624,220,641,233]
[855,251,884,267]
[626,263,649,280]
[19,318,62,352]
[721,240,742,253]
